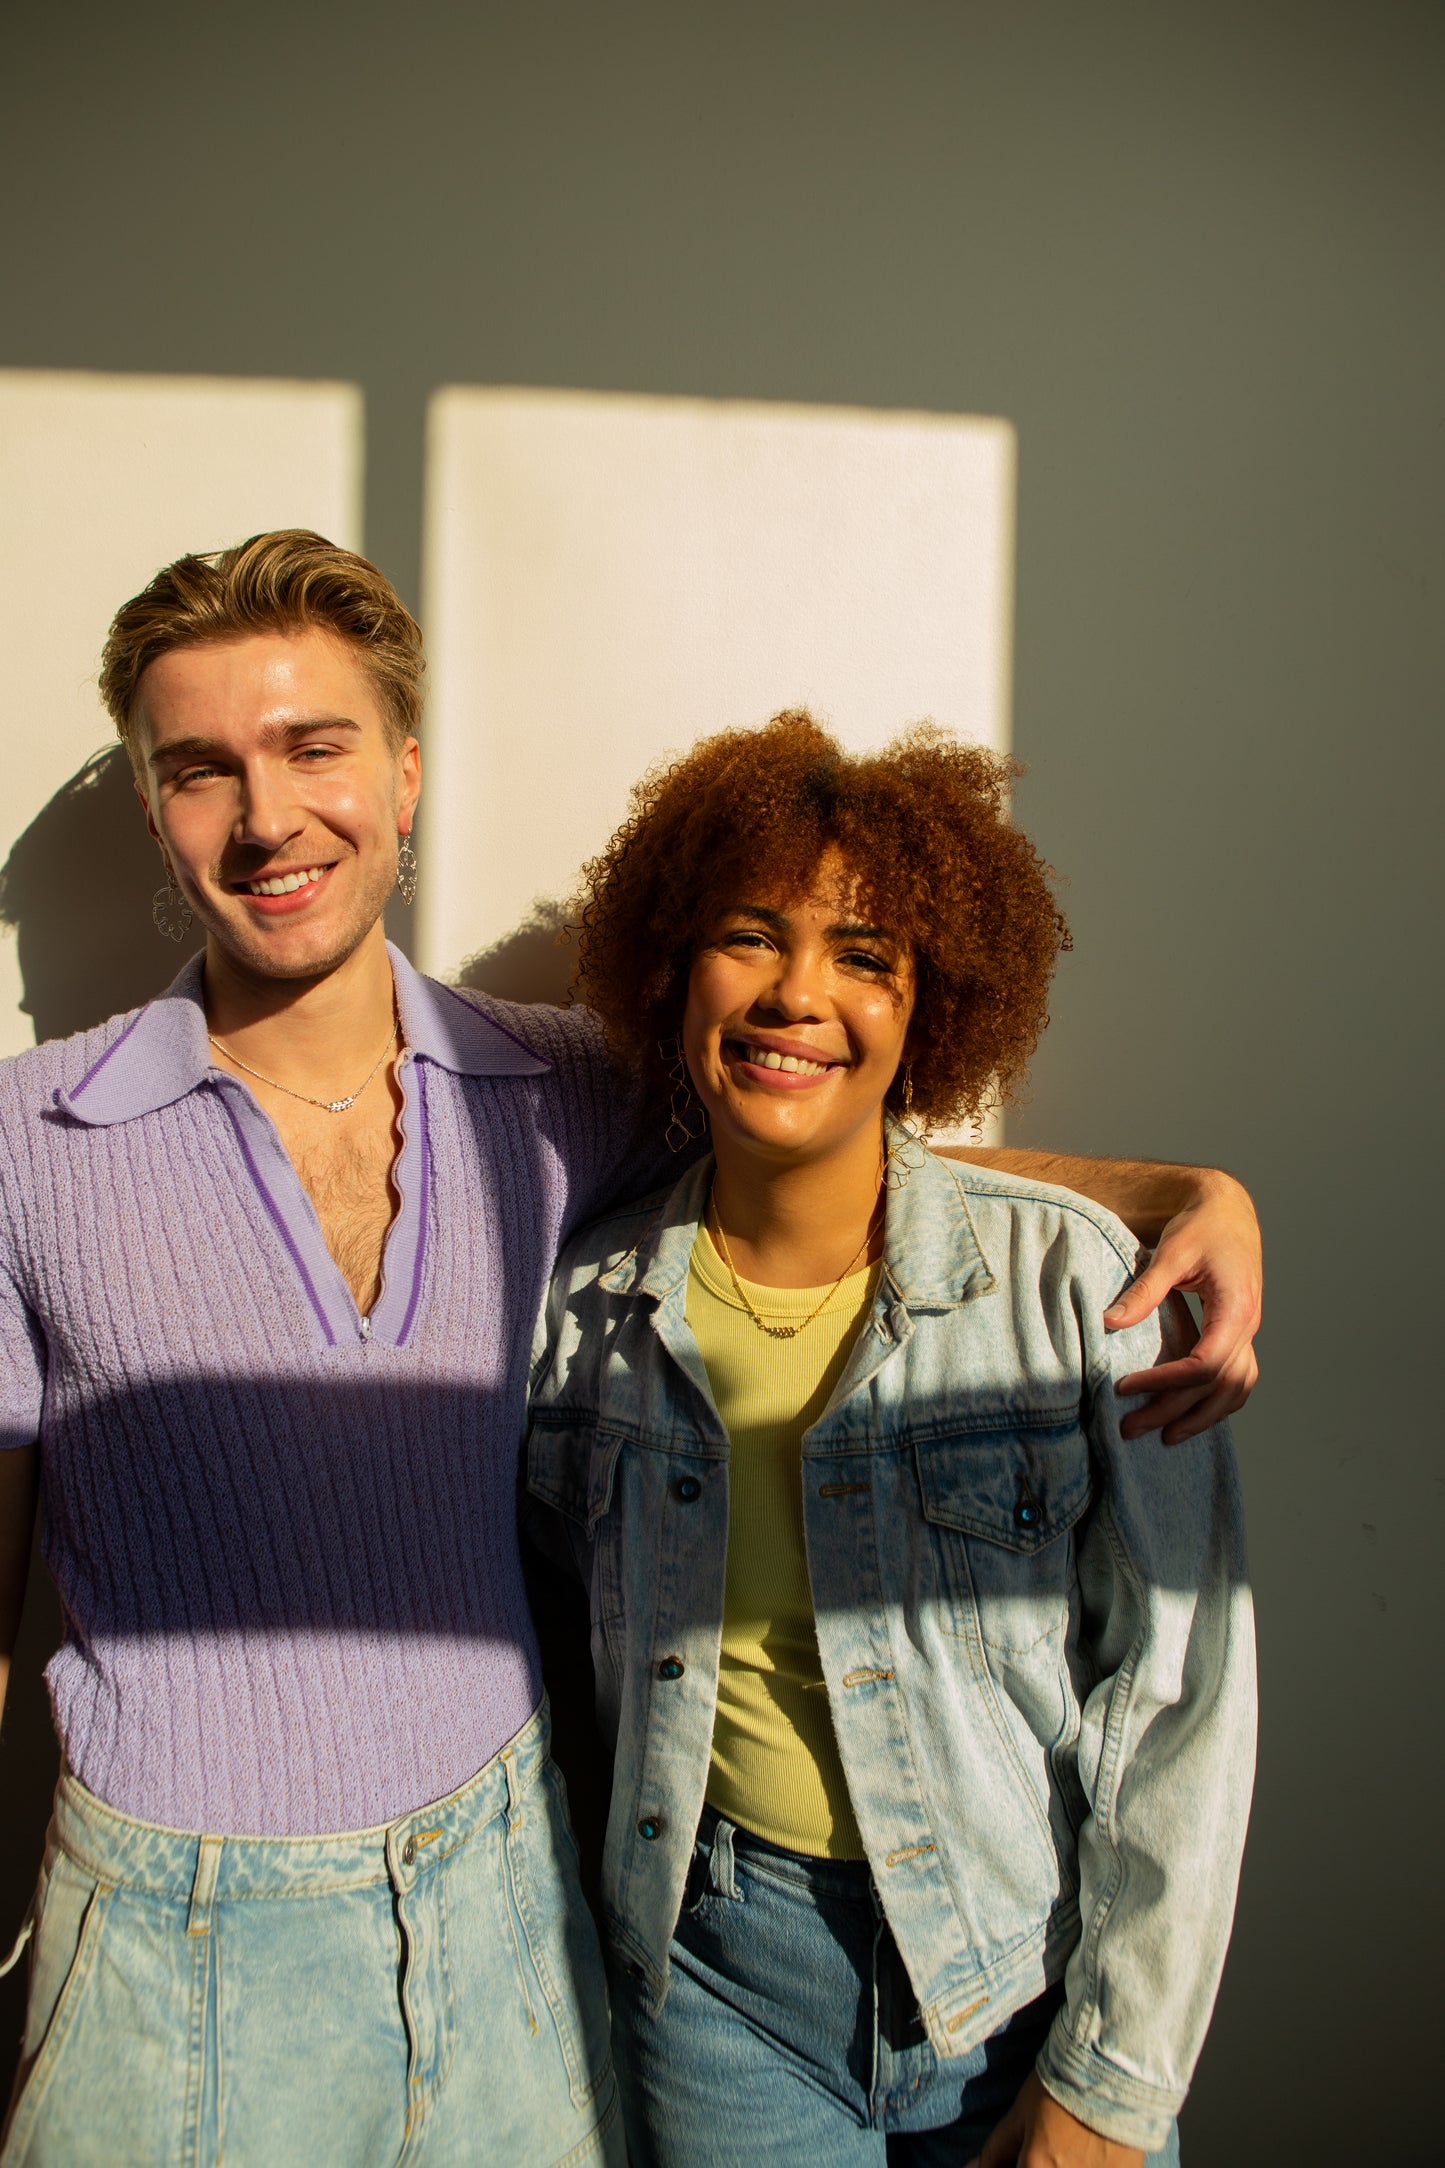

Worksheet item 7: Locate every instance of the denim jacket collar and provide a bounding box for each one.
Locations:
[597,1132,997,1315]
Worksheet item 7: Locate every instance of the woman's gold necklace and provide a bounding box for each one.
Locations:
[207,1020,400,1114]
[707,1193,881,1341]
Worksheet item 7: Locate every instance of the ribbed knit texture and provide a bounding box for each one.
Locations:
[687,1227,875,1859]
[0,989,652,1836]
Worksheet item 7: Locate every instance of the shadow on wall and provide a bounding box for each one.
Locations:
[455,897,576,1008]
[0,747,196,1043]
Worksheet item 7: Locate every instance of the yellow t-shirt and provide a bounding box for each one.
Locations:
[685,1223,877,1859]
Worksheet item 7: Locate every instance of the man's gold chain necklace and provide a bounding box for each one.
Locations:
[707,1193,881,1342]
[207,1020,400,1114]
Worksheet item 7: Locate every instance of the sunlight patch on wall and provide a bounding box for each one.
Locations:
[0,370,363,1055]
[419,385,1014,1137]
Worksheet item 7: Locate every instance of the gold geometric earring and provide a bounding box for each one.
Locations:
[395,835,419,905]
[659,1037,707,1153]
[883,1059,927,1190]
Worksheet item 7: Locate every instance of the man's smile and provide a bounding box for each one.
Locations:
[228,862,340,912]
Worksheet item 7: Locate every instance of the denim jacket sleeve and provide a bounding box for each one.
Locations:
[1036,1282,1257,2150]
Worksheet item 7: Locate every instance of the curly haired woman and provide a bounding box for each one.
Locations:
[525,713,1256,2168]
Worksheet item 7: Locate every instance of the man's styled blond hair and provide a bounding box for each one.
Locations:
[99,530,425,770]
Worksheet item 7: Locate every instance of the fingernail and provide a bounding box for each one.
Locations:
[1103,1305,1125,1324]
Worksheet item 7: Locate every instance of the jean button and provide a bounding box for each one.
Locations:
[673,1476,701,1503]
[638,1816,663,1841]
[657,1656,685,1681]
[402,1835,417,1866]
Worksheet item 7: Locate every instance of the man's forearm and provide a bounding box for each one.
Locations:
[940,1145,1239,1245]
[938,1148,1262,1440]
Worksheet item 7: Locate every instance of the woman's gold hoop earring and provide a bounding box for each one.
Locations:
[152,866,193,942]
[883,1060,927,1190]
[659,1037,707,1154]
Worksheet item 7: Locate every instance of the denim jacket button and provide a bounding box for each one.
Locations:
[657,1657,685,1681]
[673,1476,702,1503]
[638,1816,663,1840]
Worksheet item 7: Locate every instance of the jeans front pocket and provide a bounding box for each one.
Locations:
[502,1758,616,2117]
[3,1856,110,2162]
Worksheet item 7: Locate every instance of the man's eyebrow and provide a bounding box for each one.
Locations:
[148,717,362,766]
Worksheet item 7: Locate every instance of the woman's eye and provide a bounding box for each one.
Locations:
[841,949,892,974]
[724,930,773,952]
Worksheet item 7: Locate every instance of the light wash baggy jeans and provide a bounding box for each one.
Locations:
[0,1701,625,2168]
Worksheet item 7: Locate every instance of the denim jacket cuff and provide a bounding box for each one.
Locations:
[1036,2017,1183,2154]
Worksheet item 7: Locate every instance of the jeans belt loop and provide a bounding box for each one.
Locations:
[711,1816,739,1901]
[187,1836,223,1938]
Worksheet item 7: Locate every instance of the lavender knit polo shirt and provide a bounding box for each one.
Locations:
[0,945,663,1836]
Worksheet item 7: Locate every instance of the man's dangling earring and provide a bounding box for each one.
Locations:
[395,833,419,906]
[883,1059,927,1190]
[659,1037,707,1154]
[152,864,193,942]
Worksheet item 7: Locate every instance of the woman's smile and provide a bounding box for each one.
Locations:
[721,1032,851,1089]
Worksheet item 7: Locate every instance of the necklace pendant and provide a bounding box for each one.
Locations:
[326,1096,356,1113]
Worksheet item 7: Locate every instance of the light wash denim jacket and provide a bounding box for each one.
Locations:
[525,1147,1256,2150]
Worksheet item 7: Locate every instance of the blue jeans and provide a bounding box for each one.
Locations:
[609,1807,1182,2166]
[1,1702,624,2167]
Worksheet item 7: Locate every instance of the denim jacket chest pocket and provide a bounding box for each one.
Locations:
[526,1420,626,1630]
[913,1417,1094,1656]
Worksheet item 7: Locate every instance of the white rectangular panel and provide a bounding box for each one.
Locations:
[0,370,363,1055]
[420,387,1015,986]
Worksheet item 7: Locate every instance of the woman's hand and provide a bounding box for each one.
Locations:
[967,2072,1145,2168]
[1104,1167,1262,1443]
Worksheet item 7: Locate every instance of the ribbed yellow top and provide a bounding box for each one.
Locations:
[686,1222,876,1859]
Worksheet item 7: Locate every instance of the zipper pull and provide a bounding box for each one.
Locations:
[359,1315,372,1341]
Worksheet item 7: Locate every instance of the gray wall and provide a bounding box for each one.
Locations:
[3,4,1441,2156]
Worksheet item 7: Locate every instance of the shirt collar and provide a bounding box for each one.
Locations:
[55,942,549,1127]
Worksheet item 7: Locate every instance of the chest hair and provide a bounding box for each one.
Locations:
[270,1079,404,1315]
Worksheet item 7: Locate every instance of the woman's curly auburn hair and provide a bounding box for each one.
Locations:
[572,710,1070,1131]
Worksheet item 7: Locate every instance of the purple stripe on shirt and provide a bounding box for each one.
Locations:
[65,1010,147,1100]
[216,1088,339,1347]
[396,1063,430,1348]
